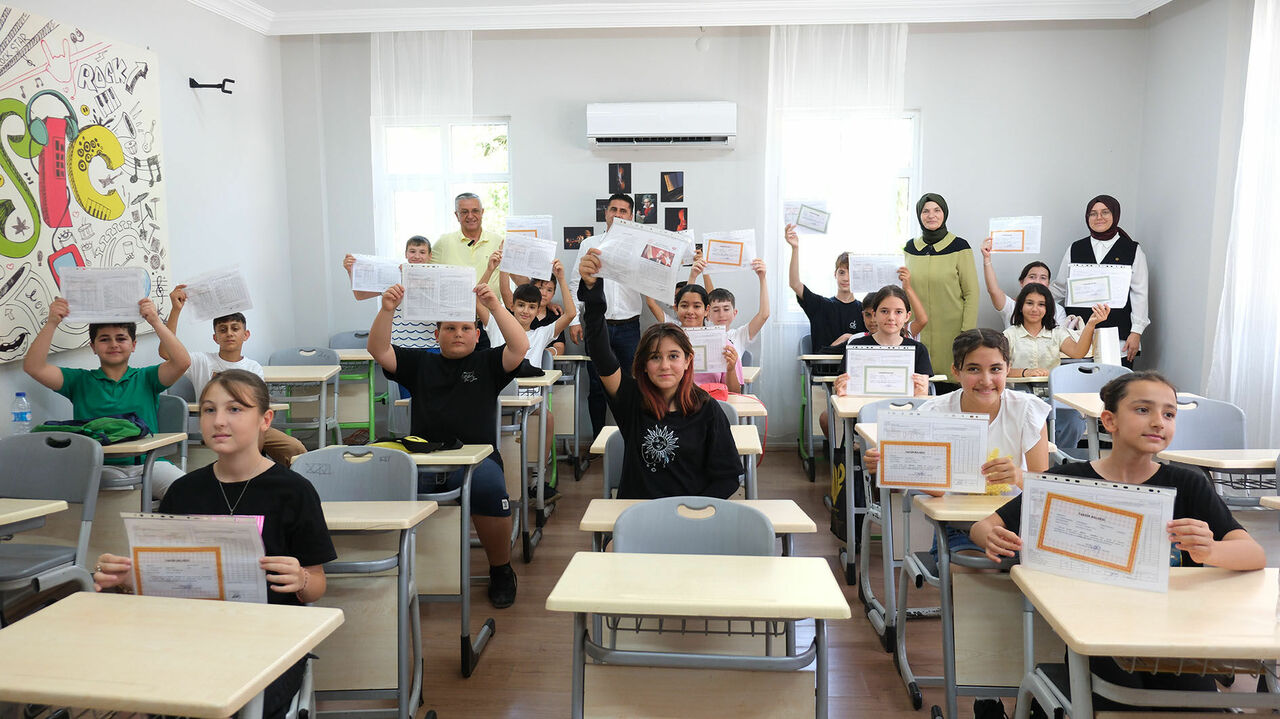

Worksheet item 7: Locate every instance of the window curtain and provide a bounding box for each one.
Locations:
[758,24,908,443]
[369,31,473,255]
[1206,0,1280,448]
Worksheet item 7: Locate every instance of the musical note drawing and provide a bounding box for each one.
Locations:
[126,155,161,187]
[31,76,41,88]
[69,29,84,43]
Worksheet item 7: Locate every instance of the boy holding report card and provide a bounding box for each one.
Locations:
[971,371,1263,710]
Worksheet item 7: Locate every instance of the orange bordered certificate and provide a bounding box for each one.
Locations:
[878,441,951,489]
[133,546,226,600]
[1036,493,1143,572]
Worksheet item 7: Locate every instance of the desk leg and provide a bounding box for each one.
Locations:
[843,415,857,585]
[572,612,587,719]
[241,690,265,719]
[458,465,495,678]
[746,452,758,499]
[937,521,958,719]
[535,387,548,519]
[1066,648,1094,719]
[399,527,425,719]
[1086,414,1099,460]
[815,618,829,719]
[519,407,539,563]
[140,448,158,511]
[879,486,898,651]
[319,380,329,449]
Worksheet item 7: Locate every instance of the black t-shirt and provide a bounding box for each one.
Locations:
[158,464,337,606]
[797,286,865,353]
[385,345,519,465]
[995,461,1244,568]
[844,333,933,377]
[609,376,742,500]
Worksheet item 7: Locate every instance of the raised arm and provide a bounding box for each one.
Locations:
[143,299,191,387]
[979,238,1007,311]
[367,285,402,374]
[1060,304,1109,358]
[23,298,69,390]
[478,283,529,373]
[577,248,622,397]
[498,270,514,309]
[785,224,804,298]
[551,261,577,334]
[159,284,187,361]
[745,259,771,340]
[645,296,666,323]
[899,266,929,336]
[343,254,381,301]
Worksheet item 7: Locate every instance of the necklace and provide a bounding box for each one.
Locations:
[216,473,255,515]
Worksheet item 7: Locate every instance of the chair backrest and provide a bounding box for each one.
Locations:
[269,347,340,366]
[329,330,371,350]
[291,446,417,501]
[613,496,775,556]
[1048,362,1131,407]
[1164,395,1247,451]
[602,430,625,498]
[716,399,739,425]
[0,432,104,561]
[156,393,188,434]
[799,334,812,355]
[541,349,556,371]
[858,397,933,424]
[167,374,198,402]
[741,350,753,366]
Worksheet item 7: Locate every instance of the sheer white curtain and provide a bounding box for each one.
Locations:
[370,31,473,255]
[1207,0,1280,448]
[758,24,908,442]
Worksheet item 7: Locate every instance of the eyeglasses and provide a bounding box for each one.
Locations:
[1087,209,1113,219]
[456,209,483,216]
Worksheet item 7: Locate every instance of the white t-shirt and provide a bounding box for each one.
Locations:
[999,292,1071,329]
[723,324,762,361]
[920,388,1050,472]
[486,321,558,365]
[186,352,264,395]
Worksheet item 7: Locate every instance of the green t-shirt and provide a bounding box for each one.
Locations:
[57,364,168,465]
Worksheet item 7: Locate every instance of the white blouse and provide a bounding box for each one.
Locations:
[1002,324,1079,371]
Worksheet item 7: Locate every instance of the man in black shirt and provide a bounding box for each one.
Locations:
[368,281,529,608]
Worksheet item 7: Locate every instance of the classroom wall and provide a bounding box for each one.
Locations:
[2,0,292,426]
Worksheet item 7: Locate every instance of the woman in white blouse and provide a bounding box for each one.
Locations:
[1002,283,1106,376]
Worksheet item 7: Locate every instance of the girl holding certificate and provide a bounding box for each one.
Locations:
[92,370,336,719]
[671,283,744,394]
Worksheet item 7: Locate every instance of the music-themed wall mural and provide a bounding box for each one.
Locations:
[0,6,169,362]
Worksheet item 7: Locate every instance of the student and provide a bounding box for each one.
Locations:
[163,289,306,467]
[704,258,770,362]
[577,248,741,499]
[520,261,570,356]
[669,283,743,394]
[898,266,929,339]
[970,371,1264,712]
[785,223,864,353]
[645,251,708,324]
[823,286,933,436]
[343,236,438,351]
[91,370,336,719]
[368,281,527,608]
[24,296,190,499]
[980,238,1077,329]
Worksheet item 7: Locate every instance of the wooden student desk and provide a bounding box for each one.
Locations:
[333,348,379,438]
[579,498,816,555]
[546,551,851,719]
[725,392,767,426]
[1012,566,1280,717]
[0,498,67,535]
[552,355,591,480]
[315,500,437,719]
[518,369,562,522]
[1052,392,1104,459]
[0,592,343,719]
[798,353,844,482]
[101,432,188,510]
[741,365,762,393]
[499,392,545,562]
[409,444,496,677]
[588,424,764,498]
[264,365,342,448]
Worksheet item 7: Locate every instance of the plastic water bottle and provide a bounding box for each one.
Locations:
[10,392,32,435]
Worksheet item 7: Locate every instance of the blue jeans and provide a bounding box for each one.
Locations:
[417,457,510,517]
[586,318,641,436]
[929,524,983,560]
[1054,407,1087,458]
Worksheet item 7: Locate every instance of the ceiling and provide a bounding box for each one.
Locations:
[184,0,1173,36]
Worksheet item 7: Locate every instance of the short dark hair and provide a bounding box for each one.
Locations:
[951,328,1010,370]
[212,312,247,331]
[707,288,735,307]
[862,292,877,308]
[89,323,136,342]
[1099,371,1177,413]
[405,235,431,252]
[607,192,634,212]
[512,283,542,306]
[1018,261,1051,282]
[1010,283,1056,330]
[870,285,911,313]
[674,283,708,306]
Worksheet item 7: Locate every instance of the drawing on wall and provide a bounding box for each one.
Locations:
[564,226,592,250]
[635,193,657,225]
[660,171,683,202]
[664,207,687,232]
[608,163,630,194]
[0,7,170,362]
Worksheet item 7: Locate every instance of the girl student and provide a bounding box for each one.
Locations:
[670,281,744,395]
[970,371,1264,710]
[577,247,742,499]
[93,369,336,719]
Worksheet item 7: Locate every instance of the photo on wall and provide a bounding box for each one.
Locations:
[660,171,684,202]
[635,193,658,224]
[596,199,609,222]
[608,163,631,194]
[564,226,594,250]
[665,207,688,232]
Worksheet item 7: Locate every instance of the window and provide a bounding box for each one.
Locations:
[778,111,919,314]
[372,118,510,257]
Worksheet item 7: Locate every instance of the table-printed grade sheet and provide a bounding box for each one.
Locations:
[1020,473,1175,592]
[124,513,267,603]
[878,411,988,493]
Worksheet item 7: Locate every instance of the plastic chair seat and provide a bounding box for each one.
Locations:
[0,544,77,582]
[911,550,939,580]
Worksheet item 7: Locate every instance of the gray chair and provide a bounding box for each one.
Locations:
[156,393,189,471]
[716,399,740,425]
[741,349,753,366]
[0,432,104,605]
[268,347,342,446]
[601,430,625,499]
[167,374,198,401]
[1164,395,1246,451]
[328,331,371,350]
[1047,362,1131,448]
[613,496,775,556]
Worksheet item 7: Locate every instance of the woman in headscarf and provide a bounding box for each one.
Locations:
[1050,195,1149,366]
[904,193,979,385]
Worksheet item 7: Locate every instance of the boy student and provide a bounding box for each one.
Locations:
[24,296,190,499]
[705,258,771,362]
[785,223,865,354]
[344,235,438,351]
[498,259,573,358]
[163,286,307,467]
[368,280,528,608]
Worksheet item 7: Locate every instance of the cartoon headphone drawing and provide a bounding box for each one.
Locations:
[24,89,80,146]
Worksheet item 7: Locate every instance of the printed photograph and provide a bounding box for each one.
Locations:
[608,163,631,194]
[660,171,684,202]
[635,193,658,224]
[641,243,675,267]
[564,226,593,250]
[595,199,608,222]
[665,207,688,232]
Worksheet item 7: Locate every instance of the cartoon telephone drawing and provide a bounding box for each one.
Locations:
[25,89,81,228]
[67,125,126,222]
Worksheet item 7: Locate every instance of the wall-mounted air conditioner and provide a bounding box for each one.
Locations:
[587,101,737,150]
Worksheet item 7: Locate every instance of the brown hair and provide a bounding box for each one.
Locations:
[835,251,850,272]
[951,328,1010,370]
[631,323,708,418]
[1099,371,1177,413]
[199,369,271,413]
[870,285,911,313]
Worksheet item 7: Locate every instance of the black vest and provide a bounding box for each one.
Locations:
[1066,235,1138,339]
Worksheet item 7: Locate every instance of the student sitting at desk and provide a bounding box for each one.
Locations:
[24,296,190,500]
[164,289,306,467]
[369,281,528,608]
[704,258,771,363]
[577,248,741,499]
[521,261,570,356]
[971,370,1264,712]
[979,238,1079,330]
[93,370,336,719]
[668,283,743,395]
[785,223,865,353]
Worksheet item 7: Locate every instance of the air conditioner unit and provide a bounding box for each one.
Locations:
[587,101,737,150]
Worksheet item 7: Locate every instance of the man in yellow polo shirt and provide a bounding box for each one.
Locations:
[433,192,505,294]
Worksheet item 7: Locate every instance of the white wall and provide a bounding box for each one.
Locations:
[5,0,292,426]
